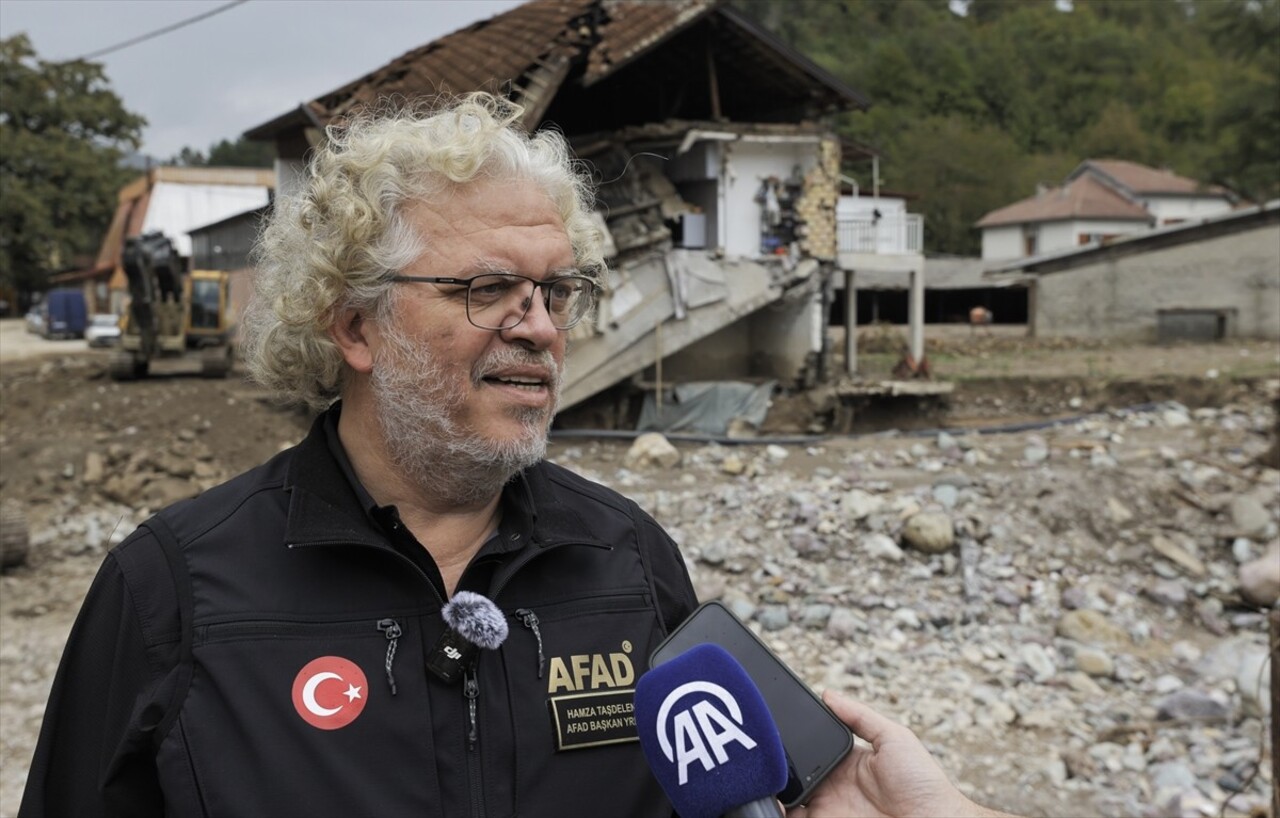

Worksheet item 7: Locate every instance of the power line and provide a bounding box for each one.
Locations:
[75,0,250,61]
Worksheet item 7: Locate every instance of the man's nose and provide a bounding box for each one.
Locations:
[502,285,559,349]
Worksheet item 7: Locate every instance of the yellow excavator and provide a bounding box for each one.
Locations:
[110,231,235,380]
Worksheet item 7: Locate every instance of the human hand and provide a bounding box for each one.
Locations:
[787,690,1015,818]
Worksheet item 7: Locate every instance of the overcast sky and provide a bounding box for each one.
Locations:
[1,0,525,159]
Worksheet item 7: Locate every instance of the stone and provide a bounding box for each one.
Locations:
[1023,444,1049,464]
[1228,495,1269,537]
[1155,689,1229,721]
[765,445,789,462]
[1161,408,1191,427]
[1144,579,1188,607]
[901,512,954,554]
[1149,534,1206,577]
[1074,647,1114,678]
[801,604,833,629]
[1238,542,1280,606]
[826,608,862,641]
[82,451,105,484]
[931,484,959,509]
[1057,609,1129,646]
[142,477,198,509]
[758,605,790,631]
[720,455,746,476]
[937,431,959,451]
[1019,643,1056,682]
[892,608,922,630]
[842,489,884,520]
[1105,497,1133,525]
[861,533,904,562]
[624,433,681,469]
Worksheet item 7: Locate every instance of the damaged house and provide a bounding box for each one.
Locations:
[246,0,869,430]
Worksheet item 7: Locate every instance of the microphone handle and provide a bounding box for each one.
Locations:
[723,797,785,818]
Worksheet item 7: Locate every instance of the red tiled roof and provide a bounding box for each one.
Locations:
[976,174,1151,228]
[246,0,864,139]
[1073,159,1232,198]
[584,0,714,84]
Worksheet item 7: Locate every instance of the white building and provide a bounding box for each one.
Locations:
[976,159,1237,261]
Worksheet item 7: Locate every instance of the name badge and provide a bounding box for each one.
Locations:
[549,689,639,750]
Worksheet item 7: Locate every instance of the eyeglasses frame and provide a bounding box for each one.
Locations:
[389,271,601,331]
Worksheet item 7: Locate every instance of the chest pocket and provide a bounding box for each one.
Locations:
[168,616,442,818]
[486,593,673,818]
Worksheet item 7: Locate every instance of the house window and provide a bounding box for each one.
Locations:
[1078,232,1121,246]
[1022,226,1039,256]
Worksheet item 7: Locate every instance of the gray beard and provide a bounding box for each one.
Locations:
[371,327,562,505]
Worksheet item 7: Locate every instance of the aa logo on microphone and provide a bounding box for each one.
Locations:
[655,681,758,784]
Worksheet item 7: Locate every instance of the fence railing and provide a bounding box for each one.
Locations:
[837,213,924,255]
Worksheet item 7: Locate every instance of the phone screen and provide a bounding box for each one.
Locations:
[649,601,854,807]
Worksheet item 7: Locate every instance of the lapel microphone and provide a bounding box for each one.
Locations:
[426,591,509,683]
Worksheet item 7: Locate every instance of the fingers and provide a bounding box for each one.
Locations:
[822,689,901,745]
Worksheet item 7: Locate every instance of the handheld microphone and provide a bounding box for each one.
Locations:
[635,643,788,818]
[426,591,509,683]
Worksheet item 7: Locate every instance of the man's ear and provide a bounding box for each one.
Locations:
[330,306,375,374]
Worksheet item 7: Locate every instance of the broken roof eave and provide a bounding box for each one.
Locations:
[578,2,718,89]
[715,4,868,110]
[244,103,322,142]
[578,4,867,112]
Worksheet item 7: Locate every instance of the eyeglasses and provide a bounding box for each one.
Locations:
[390,272,599,331]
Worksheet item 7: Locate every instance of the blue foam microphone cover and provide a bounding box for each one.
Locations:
[635,643,788,818]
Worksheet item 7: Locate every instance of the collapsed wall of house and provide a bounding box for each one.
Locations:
[559,121,842,412]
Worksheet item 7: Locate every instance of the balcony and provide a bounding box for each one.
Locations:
[837,213,924,256]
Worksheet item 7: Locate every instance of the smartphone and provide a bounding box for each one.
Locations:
[649,601,854,807]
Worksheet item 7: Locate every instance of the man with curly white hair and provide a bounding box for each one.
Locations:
[21,93,700,818]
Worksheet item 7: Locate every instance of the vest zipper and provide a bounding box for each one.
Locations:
[515,608,545,678]
[376,618,401,695]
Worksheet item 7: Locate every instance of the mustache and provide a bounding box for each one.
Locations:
[471,347,562,389]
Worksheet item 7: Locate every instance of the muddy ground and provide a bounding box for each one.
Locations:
[1,322,1277,816]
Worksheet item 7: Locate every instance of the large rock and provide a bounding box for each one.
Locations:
[624,433,681,469]
[1238,541,1280,606]
[900,512,954,554]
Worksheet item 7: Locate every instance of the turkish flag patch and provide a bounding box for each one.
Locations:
[291,656,370,730]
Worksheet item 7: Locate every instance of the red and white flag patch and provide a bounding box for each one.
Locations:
[291,656,369,730]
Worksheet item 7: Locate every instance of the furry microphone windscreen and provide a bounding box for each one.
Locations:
[442,591,509,650]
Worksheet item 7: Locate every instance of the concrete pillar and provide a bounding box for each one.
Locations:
[844,268,857,376]
[909,268,924,362]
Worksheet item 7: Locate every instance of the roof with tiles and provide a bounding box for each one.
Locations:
[246,0,864,140]
[975,173,1152,229]
[1072,159,1233,199]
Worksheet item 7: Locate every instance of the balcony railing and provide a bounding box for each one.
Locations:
[837,213,924,256]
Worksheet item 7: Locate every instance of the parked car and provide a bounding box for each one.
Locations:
[24,308,45,336]
[41,289,88,338]
[85,313,122,347]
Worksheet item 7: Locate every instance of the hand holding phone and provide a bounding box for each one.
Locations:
[649,601,853,807]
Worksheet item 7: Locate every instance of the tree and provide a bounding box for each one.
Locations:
[170,136,274,168]
[0,34,145,297]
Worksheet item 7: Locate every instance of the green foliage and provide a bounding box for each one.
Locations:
[732,0,1280,253]
[0,34,144,296]
[170,136,274,168]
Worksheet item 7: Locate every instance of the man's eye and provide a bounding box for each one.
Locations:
[471,277,518,299]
